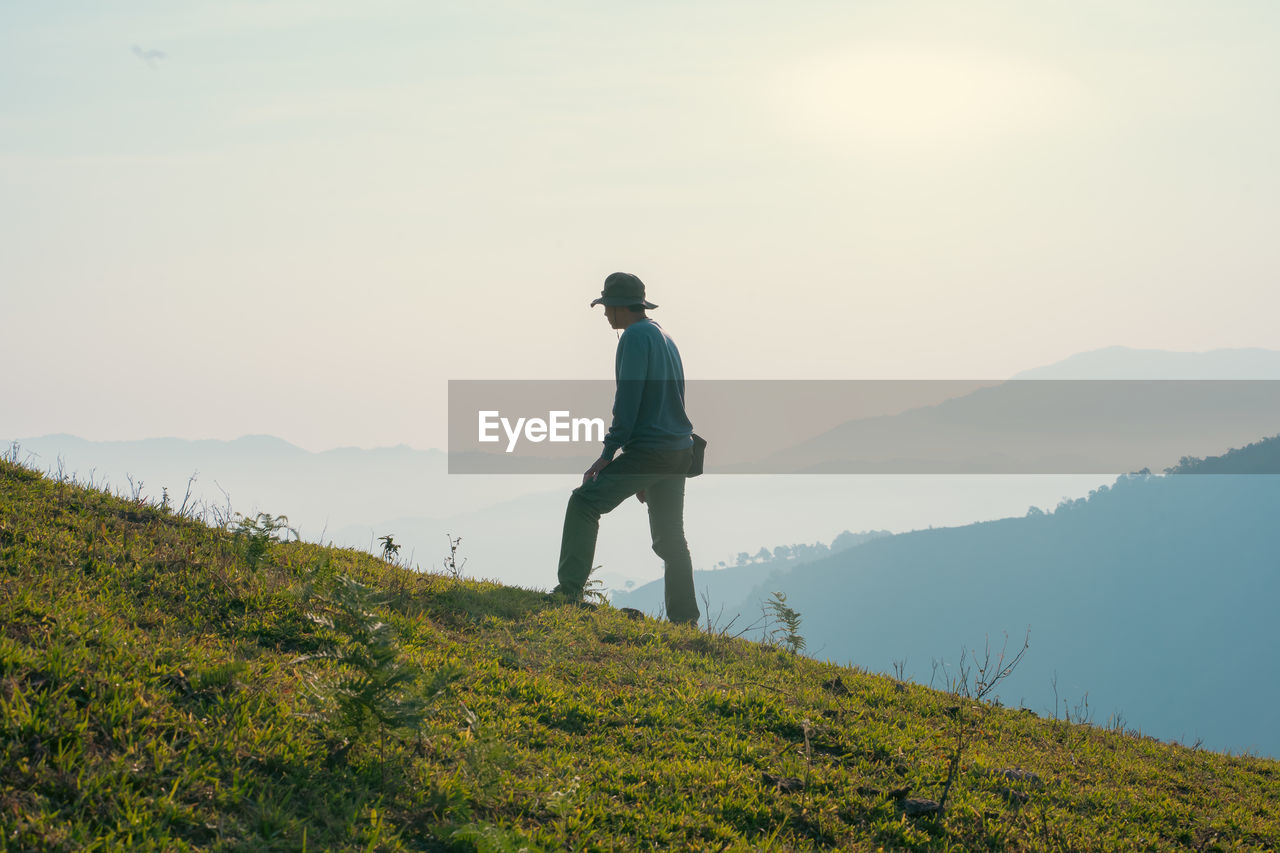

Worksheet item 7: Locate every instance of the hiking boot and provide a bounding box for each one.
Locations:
[548,585,598,610]
[548,583,581,601]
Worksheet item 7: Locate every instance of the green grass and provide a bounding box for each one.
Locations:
[2,455,1278,851]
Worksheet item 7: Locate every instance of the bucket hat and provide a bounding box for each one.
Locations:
[590,272,658,309]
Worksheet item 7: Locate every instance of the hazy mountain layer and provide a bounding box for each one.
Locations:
[711,448,1280,757]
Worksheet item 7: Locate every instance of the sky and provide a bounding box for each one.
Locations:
[3,1,1278,451]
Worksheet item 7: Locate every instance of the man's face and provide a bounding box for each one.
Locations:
[603,305,623,329]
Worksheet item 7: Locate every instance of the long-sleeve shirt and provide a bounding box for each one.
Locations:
[601,318,694,461]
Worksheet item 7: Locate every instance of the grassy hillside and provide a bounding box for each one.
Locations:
[2,457,1278,851]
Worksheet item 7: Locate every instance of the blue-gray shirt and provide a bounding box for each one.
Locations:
[601,318,694,461]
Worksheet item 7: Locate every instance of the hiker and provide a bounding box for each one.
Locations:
[553,272,700,624]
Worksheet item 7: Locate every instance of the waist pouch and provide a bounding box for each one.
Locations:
[687,434,707,477]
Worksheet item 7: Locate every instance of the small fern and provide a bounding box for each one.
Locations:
[765,591,806,655]
[297,574,461,775]
[229,512,295,570]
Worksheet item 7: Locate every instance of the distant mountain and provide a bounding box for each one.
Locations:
[1164,433,1280,474]
[611,529,891,617]
[5,434,559,530]
[1014,346,1280,379]
[730,346,1280,474]
[737,379,1280,474]
[712,434,1280,757]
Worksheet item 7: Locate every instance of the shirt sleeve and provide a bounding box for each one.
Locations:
[600,329,650,460]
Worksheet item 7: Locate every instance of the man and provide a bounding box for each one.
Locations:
[553,272,699,624]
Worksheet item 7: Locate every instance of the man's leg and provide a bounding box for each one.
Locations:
[556,450,666,593]
[646,471,699,625]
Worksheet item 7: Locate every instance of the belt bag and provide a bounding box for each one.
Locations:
[687,433,708,477]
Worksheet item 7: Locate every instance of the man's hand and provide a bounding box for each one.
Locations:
[636,489,646,504]
[582,456,610,485]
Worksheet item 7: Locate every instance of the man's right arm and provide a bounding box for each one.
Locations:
[582,455,610,484]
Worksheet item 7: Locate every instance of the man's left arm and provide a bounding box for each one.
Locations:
[596,331,649,465]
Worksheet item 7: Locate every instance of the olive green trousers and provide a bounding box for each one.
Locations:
[556,446,698,624]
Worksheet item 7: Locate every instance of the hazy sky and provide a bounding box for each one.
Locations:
[3,1,1278,451]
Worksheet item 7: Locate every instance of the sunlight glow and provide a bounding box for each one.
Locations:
[777,44,1089,155]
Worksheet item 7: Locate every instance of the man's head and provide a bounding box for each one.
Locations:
[590,272,657,310]
[591,272,656,330]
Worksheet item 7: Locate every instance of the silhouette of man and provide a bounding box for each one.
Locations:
[553,272,699,624]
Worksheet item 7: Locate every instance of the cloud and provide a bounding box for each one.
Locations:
[131,44,167,69]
